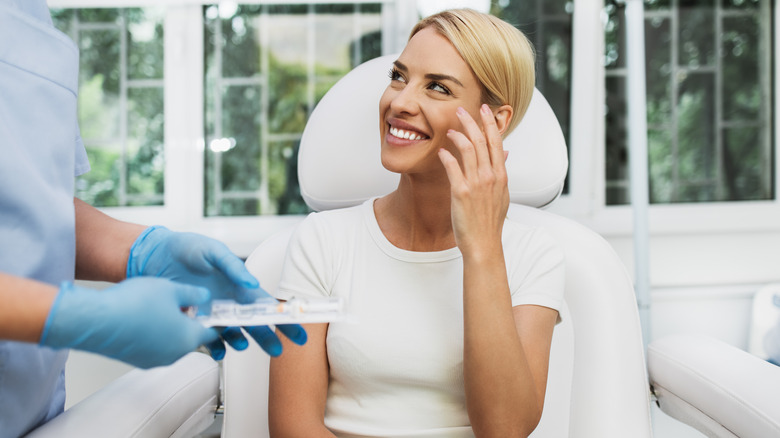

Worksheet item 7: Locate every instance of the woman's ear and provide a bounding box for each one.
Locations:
[493,104,513,135]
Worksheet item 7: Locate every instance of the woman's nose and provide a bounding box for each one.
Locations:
[389,86,419,115]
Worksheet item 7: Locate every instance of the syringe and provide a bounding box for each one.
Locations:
[196,296,344,327]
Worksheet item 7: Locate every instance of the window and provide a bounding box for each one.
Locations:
[62,1,780,248]
[604,0,774,205]
[203,4,383,217]
[52,1,574,219]
[52,8,166,207]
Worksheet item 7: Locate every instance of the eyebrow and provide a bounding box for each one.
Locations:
[393,60,465,88]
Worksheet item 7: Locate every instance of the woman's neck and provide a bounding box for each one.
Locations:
[374,175,455,252]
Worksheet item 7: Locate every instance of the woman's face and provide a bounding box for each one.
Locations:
[379,27,484,176]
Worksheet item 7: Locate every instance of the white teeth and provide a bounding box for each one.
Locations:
[390,126,425,141]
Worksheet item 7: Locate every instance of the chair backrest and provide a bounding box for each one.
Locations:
[223,54,652,438]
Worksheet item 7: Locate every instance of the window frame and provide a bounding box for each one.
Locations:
[547,0,780,241]
[50,0,417,256]
[49,0,780,256]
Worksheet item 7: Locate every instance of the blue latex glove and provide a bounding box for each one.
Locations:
[126,226,307,357]
[40,279,218,369]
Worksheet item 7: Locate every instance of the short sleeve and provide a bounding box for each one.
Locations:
[275,212,335,301]
[507,225,566,316]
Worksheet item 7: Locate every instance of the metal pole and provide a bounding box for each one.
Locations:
[624,0,652,348]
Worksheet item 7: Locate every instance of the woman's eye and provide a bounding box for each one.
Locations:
[388,69,405,83]
[429,82,450,95]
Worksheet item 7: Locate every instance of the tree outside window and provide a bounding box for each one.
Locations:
[605,0,774,205]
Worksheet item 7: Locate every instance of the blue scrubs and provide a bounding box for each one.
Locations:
[0,1,90,436]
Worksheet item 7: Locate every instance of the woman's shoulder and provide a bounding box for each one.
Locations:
[295,201,368,238]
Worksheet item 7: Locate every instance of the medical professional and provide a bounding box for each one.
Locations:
[0,1,306,436]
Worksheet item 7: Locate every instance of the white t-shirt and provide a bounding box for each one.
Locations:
[276,198,565,438]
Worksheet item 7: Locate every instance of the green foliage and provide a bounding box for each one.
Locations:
[204,7,381,216]
[605,0,773,204]
[54,8,165,208]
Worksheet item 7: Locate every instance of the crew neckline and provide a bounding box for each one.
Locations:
[362,197,462,263]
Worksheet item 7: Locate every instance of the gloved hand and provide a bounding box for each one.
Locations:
[40,278,218,369]
[126,226,307,357]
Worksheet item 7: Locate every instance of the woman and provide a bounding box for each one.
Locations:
[268,9,564,438]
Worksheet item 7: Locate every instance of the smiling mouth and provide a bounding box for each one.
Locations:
[389,125,429,141]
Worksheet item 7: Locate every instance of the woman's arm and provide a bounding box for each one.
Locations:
[440,104,557,437]
[74,197,146,282]
[462,251,557,437]
[269,322,335,438]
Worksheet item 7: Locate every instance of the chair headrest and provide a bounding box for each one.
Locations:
[298,54,568,211]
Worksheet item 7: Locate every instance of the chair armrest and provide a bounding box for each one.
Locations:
[26,352,219,438]
[648,334,780,438]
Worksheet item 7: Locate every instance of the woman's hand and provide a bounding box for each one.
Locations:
[438,104,509,258]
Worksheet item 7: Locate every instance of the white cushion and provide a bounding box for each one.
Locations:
[26,352,219,438]
[648,334,780,438]
[298,54,568,211]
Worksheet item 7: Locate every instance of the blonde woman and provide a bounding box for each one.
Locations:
[269,9,564,438]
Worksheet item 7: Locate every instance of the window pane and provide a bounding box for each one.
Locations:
[52,7,165,207]
[723,127,769,200]
[79,29,121,140]
[128,10,164,80]
[204,3,383,217]
[492,0,573,194]
[679,2,715,68]
[648,128,673,202]
[604,1,774,204]
[645,0,672,10]
[606,76,630,205]
[220,85,262,193]
[604,2,626,70]
[722,15,761,120]
[677,72,718,201]
[645,17,672,127]
[127,87,164,205]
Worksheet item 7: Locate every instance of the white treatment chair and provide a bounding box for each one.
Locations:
[224,54,780,437]
[222,54,649,437]
[25,352,220,437]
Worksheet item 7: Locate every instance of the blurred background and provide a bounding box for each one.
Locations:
[46,1,776,436]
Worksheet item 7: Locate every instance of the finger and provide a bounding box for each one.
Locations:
[438,148,467,189]
[244,325,283,357]
[175,284,211,307]
[206,247,260,289]
[197,325,223,359]
[445,128,478,179]
[219,326,249,351]
[230,285,269,305]
[277,324,307,346]
[456,106,491,170]
[205,338,226,361]
[480,104,505,168]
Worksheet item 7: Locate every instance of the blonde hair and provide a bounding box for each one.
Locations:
[410,9,536,136]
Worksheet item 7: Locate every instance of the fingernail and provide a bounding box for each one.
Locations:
[456,107,466,116]
[481,104,490,113]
